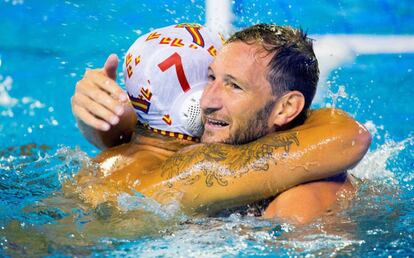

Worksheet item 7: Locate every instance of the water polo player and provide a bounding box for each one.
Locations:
[72,24,370,224]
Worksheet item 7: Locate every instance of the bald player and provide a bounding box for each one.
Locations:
[71,24,370,223]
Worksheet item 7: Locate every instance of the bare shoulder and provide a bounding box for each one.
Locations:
[262,173,355,224]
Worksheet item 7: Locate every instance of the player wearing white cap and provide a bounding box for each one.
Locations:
[71,24,370,224]
[124,24,222,141]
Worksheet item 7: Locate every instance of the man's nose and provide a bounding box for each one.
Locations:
[200,80,223,114]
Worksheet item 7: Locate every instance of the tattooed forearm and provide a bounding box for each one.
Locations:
[160,132,299,187]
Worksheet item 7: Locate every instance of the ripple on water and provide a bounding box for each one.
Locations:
[1,135,414,256]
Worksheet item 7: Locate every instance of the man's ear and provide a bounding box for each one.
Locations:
[269,91,305,127]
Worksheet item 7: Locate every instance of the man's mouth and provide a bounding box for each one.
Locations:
[205,117,230,128]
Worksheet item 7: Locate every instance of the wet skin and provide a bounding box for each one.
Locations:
[71,108,370,222]
[70,41,371,223]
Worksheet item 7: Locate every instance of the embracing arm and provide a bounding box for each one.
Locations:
[71,54,137,149]
[138,108,371,214]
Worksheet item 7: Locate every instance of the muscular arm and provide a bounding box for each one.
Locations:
[137,108,371,214]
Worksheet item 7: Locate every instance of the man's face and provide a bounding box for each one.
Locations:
[200,41,277,144]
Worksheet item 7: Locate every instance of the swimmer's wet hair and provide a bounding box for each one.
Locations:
[228,24,319,126]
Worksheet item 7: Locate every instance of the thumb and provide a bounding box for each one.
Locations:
[103,54,119,80]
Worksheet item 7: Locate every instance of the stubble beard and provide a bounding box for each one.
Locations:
[224,99,277,145]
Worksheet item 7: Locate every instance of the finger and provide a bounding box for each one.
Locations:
[76,79,125,116]
[73,92,121,126]
[73,105,110,131]
[85,71,128,102]
[103,54,119,80]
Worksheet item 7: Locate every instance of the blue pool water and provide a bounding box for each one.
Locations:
[1,0,413,256]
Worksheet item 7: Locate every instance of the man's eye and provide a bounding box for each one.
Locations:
[208,74,215,81]
[229,82,241,90]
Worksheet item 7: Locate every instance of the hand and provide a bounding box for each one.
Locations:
[71,54,129,131]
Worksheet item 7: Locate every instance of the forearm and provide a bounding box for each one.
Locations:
[139,108,371,214]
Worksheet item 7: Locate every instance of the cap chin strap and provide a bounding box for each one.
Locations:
[142,123,200,143]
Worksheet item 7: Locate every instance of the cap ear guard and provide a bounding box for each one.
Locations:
[170,86,204,137]
[124,24,223,139]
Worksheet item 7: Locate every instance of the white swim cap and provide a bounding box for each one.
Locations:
[124,23,224,140]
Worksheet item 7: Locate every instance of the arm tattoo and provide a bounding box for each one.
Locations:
[160,132,299,188]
